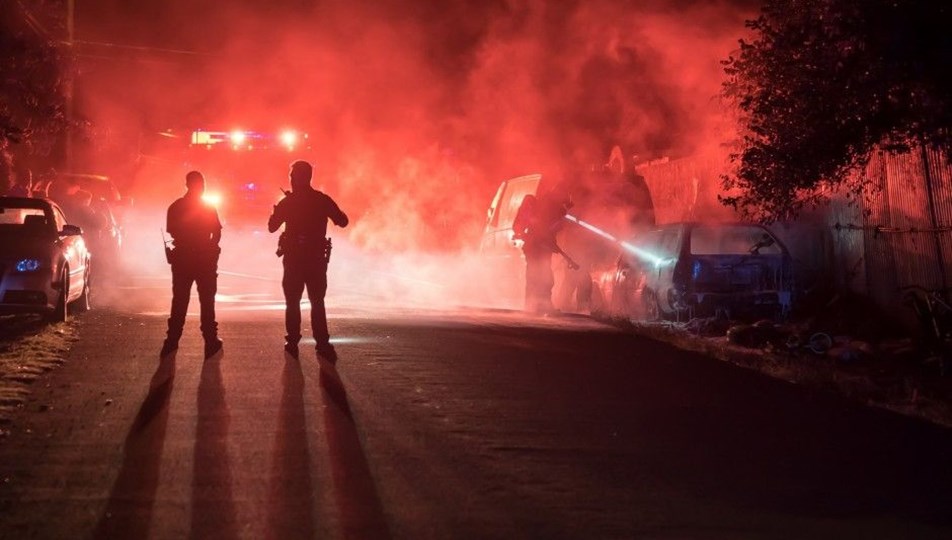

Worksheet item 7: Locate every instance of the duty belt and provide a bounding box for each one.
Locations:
[277,233,332,263]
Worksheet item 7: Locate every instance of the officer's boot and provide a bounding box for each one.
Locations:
[161,319,182,359]
[284,334,300,359]
[315,341,337,364]
[202,321,222,359]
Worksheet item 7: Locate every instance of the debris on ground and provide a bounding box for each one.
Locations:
[0,315,79,424]
[609,302,952,428]
[684,316,731,337]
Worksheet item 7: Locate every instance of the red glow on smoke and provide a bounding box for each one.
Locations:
[71,1,756,313]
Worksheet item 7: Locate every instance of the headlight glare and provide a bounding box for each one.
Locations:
[16,258,41,272]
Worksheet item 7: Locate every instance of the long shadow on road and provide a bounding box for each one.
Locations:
[92,355,175,540]
[320,359,392,540]
[190,356,239,540]
[265,356,316,539]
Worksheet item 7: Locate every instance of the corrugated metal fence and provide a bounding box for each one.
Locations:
[832,147,952,319]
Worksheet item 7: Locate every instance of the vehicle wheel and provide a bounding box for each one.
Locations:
[807,332,833,354]
[642,289,662,322]
[48,268,69,323]
[73,266,91,314]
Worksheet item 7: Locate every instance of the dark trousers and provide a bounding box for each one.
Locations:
[523,244,554,313]
[282,254,329,345]
[167,251,218,343]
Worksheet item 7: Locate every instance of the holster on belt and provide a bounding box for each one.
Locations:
[170,245,220,265]
[277,233,332,263]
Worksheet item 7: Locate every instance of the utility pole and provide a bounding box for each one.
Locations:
[65,0,74,171]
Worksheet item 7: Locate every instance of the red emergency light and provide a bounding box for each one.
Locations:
[188,129,308,151]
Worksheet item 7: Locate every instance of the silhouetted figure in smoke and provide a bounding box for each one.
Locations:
[29,168,54,198]
[513,189,578,315]
[269,160,349,360]
[7,167,32,197]
[161,171,223,359]
[0,146,14,195]
[60,188,106,238]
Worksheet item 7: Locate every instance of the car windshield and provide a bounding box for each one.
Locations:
[0,206,49,232]
[690,225,781,255]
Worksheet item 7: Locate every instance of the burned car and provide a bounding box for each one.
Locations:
[0,197,92,322]
[591,222,793,321]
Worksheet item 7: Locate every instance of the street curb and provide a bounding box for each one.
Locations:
[610,319,952,429]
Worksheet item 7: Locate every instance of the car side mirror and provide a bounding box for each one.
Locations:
[61,224,83,236]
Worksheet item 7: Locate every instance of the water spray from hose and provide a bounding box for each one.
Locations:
[563,214,663,267]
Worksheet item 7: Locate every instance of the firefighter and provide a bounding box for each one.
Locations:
[161,171,223,359]
[513,189,578,315]
[268,160,349,360]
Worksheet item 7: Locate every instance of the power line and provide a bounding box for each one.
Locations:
[13,2,216,58]
[69,38,218,57]
[74,52,192,67]
[13,0,53,40]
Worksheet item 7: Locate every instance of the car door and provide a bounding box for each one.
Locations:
[53,205,86,301]
[480,174,543,307]
[482,174,542,253]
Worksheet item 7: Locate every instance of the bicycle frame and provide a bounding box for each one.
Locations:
[901,285,952,374]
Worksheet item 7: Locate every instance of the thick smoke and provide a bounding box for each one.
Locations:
[75,0,754,310]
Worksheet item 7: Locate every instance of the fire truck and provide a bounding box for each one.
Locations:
[157,128,319,227]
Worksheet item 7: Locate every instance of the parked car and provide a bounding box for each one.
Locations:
[591,222,793,321]
[51,173,125,275]
[0,197,92,322]
[57,173,123,205]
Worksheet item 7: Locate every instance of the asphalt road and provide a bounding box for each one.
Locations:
[1,295,952,539]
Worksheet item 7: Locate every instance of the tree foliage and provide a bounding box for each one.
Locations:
[0,1,71,159]
[721,0,952,221]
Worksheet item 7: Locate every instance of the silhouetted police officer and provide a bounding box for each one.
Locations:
[269,160,348,360]
[161,171,223,359]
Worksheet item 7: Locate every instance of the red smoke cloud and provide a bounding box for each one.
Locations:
[76,0,755,251]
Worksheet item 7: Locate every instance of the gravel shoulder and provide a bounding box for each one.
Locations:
[609,318,952,429]
[0,315,80,428]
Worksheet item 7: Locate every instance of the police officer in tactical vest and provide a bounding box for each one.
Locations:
[269,160,349,360]
[161,170,223,359]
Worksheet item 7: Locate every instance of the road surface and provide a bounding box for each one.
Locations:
[1,272,951,539]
